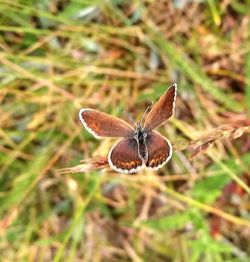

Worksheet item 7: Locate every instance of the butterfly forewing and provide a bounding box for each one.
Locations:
[79,108,134,138]
[146,131,172,169]
[144,83,177,132]
[108,137,143,173]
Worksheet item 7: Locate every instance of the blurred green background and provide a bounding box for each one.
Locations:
[0,0,250,261]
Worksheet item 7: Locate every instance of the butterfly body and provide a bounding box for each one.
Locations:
[79,83,177,173]
[133,124,148,163]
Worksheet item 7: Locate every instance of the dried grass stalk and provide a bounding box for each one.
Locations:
[57,124,249,174]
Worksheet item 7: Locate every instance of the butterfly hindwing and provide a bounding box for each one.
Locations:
[108,137,143,173]
[145,131,172,170]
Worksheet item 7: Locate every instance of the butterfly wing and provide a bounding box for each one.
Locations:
[79,108,134,138]
[108,137,143,173]
[144,83,177,132]
[145,131,172,170]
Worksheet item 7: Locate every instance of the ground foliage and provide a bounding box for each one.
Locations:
[0,0,250,261]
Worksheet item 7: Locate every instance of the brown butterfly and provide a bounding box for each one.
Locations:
[79,83,177,173]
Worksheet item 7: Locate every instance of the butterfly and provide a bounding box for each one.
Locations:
[79,83,177,173]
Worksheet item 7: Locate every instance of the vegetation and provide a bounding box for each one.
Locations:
[0,0,250,261]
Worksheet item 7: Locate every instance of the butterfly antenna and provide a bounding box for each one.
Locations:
[140,102,153,126]
[123,110,137,127]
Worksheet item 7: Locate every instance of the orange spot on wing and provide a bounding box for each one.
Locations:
[149,153,168,167]
[130,161,135,168]
[118,161,139,169]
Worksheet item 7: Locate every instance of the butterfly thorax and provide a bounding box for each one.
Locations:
[134,124,148,163]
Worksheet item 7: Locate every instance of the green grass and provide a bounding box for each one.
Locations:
[1,0,250,261]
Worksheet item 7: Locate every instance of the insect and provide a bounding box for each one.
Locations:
[79,83,177,173]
